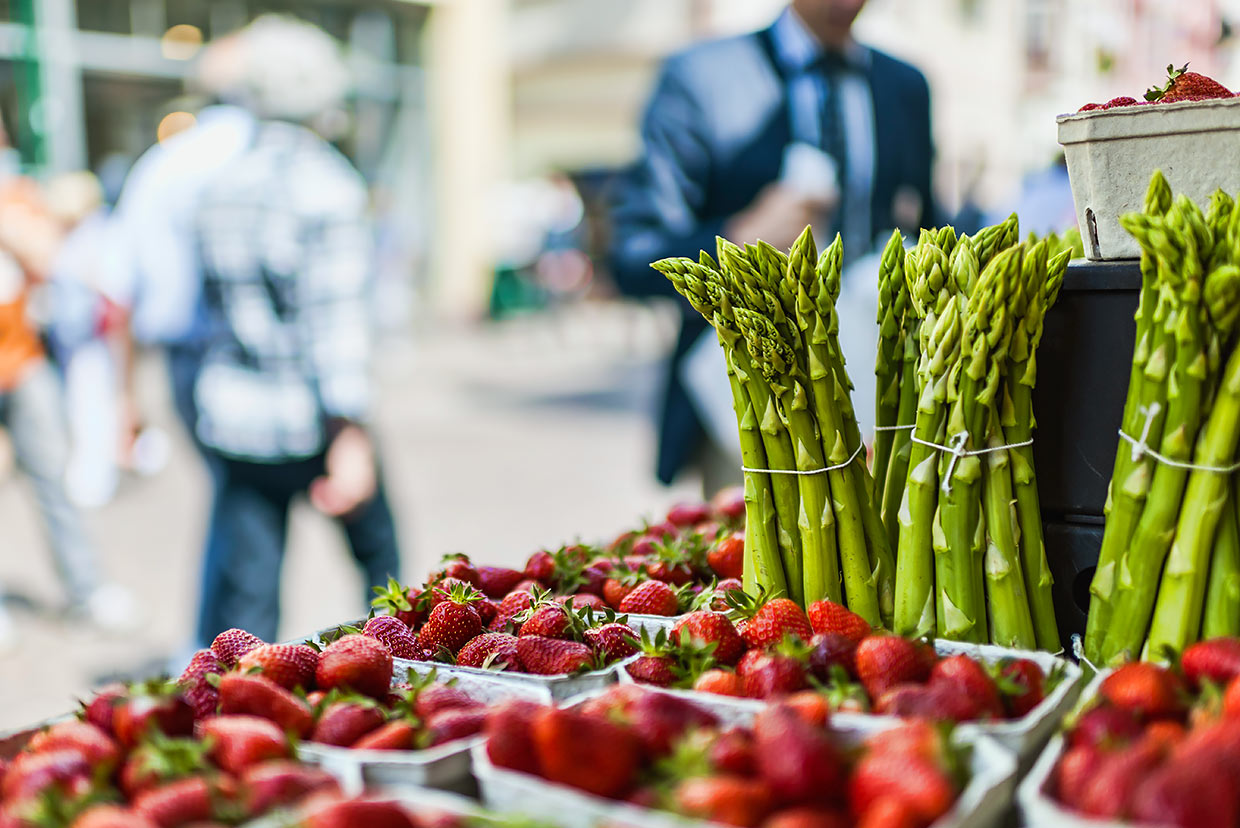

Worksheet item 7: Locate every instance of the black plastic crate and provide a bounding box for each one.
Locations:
[1032,259,1140,520]
[1042,518,1104,643]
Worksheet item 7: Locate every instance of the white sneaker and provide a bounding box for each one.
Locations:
[82,583,141,633]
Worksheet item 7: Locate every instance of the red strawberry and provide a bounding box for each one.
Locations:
[217,673,313,737]
[241,760,337,815]
[754,704,845,803]
[854,636,934,700]
[301,798,418,828]
[310,698,385,746]
[712,579,745,610]
[1099,662,1184,719]
[438,555,481,588]
[113,686,195,748]
[674,776,775,827]
[69,805,160,828]
[764,806,849,828]
[456,632,522,669]
[413,684,479,718]
[524,550,556,584]
[710,726,756,776]
[695,669,746,697]
[644,559,694,586]
[518,605,572,639]
[1054,743,1098,808]
[1147,63,1233,103]
[237,644,316,691]
[807,633,859,681]
[578,562,613,597]
[807,601,871,644]
[476,566,524,599]
[628,691,719,756]
[873,683,982,723]
[783,691,832,728]
[361,616,420,660]
[583,623,639,662]
[210,629,263,668]
[1182,637,1240,689]
[603,578,638,610]
[562,593,608,612]
[1068,704,1145,749]
[711,486,746,522]
[628,655,677,687]
[706,532,744,580]
[1,750,91,802]
[1000,658,1045,717]
[1077,738,1164,818]
[929,655,1002,719]
[618,580,678,616]
[370,577,427,629]
[1078,102,1103,112]
[131,777,217,828]
[81,683,126,736]
[675,611,745,665]
[425,708,487,746]
[1130,759,1239,828]
[351,720,418,750]
[177,650,223,721]
[485,699,543,775]
[667,501,711,527]
[118,737,211,798]
[532,707,642,798]
[26,720,119,768]
[418,588,484,657]
[315,635,393,699]
[739,599,813,649]
[1102,96,1139,109]
[198,715,287,773]
[516,636,595,675]
[849,752,956,826]
[1226,675,1240,718]
[740,651,808,699]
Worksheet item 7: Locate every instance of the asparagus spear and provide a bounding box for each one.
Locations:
[1203,479,1240,639]
[873,231,908,506]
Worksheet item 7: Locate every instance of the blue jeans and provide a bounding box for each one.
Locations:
[195,451,402,645]
[0,361,99,605]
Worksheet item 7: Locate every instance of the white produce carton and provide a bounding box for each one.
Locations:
[1057,97,1240,260]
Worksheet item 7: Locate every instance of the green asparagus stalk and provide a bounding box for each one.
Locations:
[1202,479,1240,639]
[873,231,906,504]
[881,333,918,551]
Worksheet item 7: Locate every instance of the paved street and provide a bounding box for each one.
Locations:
[0,301,701,730]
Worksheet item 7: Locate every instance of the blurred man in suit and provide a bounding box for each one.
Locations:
[610,0,936,491]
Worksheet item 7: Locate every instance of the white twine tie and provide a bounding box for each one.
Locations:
[1118,402,1240,475]
[909,431,1034,493]
[742,442,865,476]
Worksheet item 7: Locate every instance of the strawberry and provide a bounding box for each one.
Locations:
[198,715,288,773]
[412,684,479,718]
[583,623,639,662]
[928,655,1002,719]
[603,577,639,610]
[873,683,982,723]
[425,708,487,746]
[361,616,420,660]
[210,629,263,668]
[531,707,641,798]
[118,736,211,798]
[237,644,317,691]
[69,805,160,828]
[1099,662,1185,720]
[674,776,774,828]
[849,751,956,825]
[113,685,195,748]
[518,605,572,639]
[1146,63,1233,103]
[644,559,694,586]
[618,580,679,616]
[734,598,813,649]
[1226,675,1240,718]
[695,669,746,697]
[351,720,417,751]
[491,591,536,631]
[578,561,613,597]
[315,634,393,699]
[740,649,809,699]
[562,593,607,612]
[711,579,745,610]
[217,673,314,737]
[1077,102,1104,112]
[131,777,217,828]
[855,797,919,828]
[456,632,521,670]
[301,798,418,828]
[1182,637,1240,689]
[628,655,677,687]
[711,486,746,522]
[807,633,859,681]
[1130,760,1239,828]
[854,635,934,700]
[370,577,427,629]
[1102,96,1139,109]
[763,806,850,828]
[476,566,524,599]
[807,601,871,644]
[709,726,756,776]
[173,661,219,725]
[706,532,744,580]
[485,699,543,775]
[667,501,711,527]
[1054,743,1098,808]
[26,720,119,768]
[517,636,595,675]
[674,611,745,665]
[783,691,832,728]
[754,704,845,803]
[436,555,482,589]
[1076,738,1164,818]
[81,683,126,736]
[241,760,337,815]
[1068,704,1144,749]
[418,585,484,656]
[311,699,385,746]
[628,691,719,756]
[474,598,500,627]
[524,550,556,584]
[1,750,91,802]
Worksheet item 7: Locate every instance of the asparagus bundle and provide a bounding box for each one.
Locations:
[654,229,894,623]
[1085,171,1240,664]
[887,217,1069,649]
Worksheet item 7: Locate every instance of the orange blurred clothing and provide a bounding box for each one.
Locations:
[0,178,53,390]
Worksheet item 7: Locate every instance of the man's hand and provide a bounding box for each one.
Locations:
[309,424,377,518]
[724,184,835,250]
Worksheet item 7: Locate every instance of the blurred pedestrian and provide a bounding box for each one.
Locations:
[609,0,936,492]
[0,131,136,648]
[189,16,401,644]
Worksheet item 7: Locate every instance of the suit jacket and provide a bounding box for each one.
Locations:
[609,23,936,485]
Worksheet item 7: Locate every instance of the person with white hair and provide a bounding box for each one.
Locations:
[188,16,401,644]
